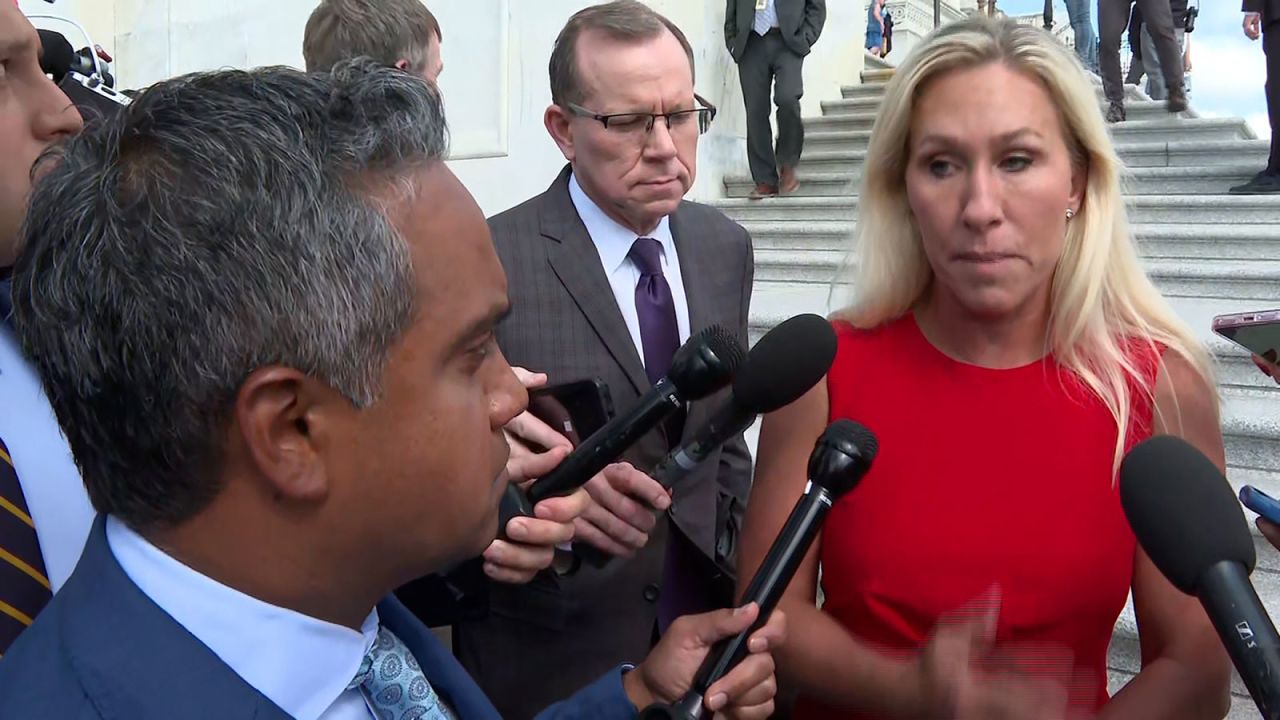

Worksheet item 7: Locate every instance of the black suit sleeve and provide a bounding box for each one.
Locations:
[1245,0,1263,12]
[713,224,756,572]
[804,0,828,46]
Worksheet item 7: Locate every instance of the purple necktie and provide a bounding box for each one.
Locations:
[628,238,705,633]
[628,238,679,385]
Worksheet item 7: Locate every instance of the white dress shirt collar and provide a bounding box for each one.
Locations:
[566,170,692,364]
[106,515,379,720]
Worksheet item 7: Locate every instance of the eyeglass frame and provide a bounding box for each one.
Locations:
[562,93,718,136]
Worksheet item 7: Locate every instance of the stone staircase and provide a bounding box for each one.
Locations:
[716,56,1280,718]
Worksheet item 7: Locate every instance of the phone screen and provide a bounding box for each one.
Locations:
[1217,321,1280,361]
[526,379,613,449]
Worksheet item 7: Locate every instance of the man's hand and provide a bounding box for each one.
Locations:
[1246,12,1263,40]
[624,603,786,719]
[1253,352,1280,384]
[573,463,671,558]
[483,442,589,584]
[1259,517,1280,552]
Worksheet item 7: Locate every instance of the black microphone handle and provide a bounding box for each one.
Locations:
[640,484,834,720]
[1199,561,1280,719]
[496,485,535,536]
[526,378,682,505]
[652,402,756,490]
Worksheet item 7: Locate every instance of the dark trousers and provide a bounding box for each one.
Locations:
[1266,20,1280,173]
[1099,0,1182,105]
[738,29,805,187]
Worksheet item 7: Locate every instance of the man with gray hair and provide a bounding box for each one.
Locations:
[455,2,756,716]
[304,0,445,82]
[0,59,783,719]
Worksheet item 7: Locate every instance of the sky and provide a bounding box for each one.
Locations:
[998,0,1271,139]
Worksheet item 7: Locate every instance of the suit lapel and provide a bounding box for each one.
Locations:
[60,517,292,720]
[541,166,650,396]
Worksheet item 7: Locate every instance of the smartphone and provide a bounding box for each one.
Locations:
[1212,309,1280,361]
[526,378,614,449]
[1240,485,1280,525]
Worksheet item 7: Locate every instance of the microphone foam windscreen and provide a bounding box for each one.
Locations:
[735,314,838,414]
[37,29,76,79]
[1119,435,1256,595]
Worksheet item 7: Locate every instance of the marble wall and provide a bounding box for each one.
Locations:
[20,0,865,215]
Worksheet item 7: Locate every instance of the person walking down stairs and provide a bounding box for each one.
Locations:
[726,0,828,200]
[1230,0,1280,194]
[1099,0,1187,122]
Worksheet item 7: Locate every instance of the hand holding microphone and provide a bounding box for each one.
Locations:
[575,313,839,568]
[496,325,744,541]
[639,419,878,719]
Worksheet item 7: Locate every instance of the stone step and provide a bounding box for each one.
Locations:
[817,98,1193,124]
[859,67,895,84]
[840,82,1148,103]
[863,51,893,71]
[795,140,1271,174]
[801,118,1253,154]
[723,164,1265,198]
[714,194,1280,224]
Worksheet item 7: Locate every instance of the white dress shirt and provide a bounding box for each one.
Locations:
[0,322,95,592]
[106,516,381,720]
[567,172,692,368]
[753,0,780,36]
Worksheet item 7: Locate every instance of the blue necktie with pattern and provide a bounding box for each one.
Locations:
[347,625,456,720]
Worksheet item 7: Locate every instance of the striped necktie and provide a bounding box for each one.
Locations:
[0,437,51,654]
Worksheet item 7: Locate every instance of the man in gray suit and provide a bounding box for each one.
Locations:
[726,0,827,199]
[452,2,755,717]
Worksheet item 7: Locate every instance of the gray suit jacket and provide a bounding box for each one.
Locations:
[726,0,827,61]
[453,165,755,719]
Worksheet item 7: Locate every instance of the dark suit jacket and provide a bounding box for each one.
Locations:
[1245,0,1280,25]
[454,165,754,719]
[0,515,635,720]
[726,0,827,61]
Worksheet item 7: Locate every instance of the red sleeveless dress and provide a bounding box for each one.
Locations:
[794,314,1161,718]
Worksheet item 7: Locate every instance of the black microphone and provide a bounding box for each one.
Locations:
[37,29,79,81]
[1120,434,1280,720]
[653,313,837,490]
[575,313,837,569]
[639,418,879,720]
[497,325,745,530]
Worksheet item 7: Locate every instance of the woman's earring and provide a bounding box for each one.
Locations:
[1065,208,1076,220]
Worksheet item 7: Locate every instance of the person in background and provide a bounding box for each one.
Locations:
[1100,0,1186,121]
[726,0,827,199]
[864,0,884,58]
[1139,0,1188,102]
[0,58,785,720]
[883,8,894,58]
[303,0,444,83]
[0,0,86,655]
[1065,0,1099,73]
[455,2,758,717]
[1230,0,1280,193]
[1126,4,1146,86]
[741,15,1231,719]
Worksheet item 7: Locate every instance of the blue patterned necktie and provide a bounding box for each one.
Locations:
[347,626,456,720]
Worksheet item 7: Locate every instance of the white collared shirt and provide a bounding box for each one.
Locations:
[567,172,692,368]
[0,322,95,592]
[106,516,381,720]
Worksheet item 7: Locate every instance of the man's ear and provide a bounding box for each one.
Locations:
[233,367,344,504]
[394,58,411,71]
[544,104,576,163]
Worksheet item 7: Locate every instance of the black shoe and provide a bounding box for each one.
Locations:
[1166,85,1188,114]
[1105,102,1126,123]
[1229,172,1280,194]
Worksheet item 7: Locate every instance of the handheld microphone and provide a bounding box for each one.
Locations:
[497,325,745,531]
[1120,434,1280,720]
[575,313,837,569]
[654,313,837,489]
[639,418,879,720]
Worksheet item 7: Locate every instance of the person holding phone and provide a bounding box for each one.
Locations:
[741,15,1231,719]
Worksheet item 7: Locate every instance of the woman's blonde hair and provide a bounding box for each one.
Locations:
[838,14,1217,466]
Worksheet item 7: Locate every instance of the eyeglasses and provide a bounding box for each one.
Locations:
[564,93,718,138]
